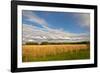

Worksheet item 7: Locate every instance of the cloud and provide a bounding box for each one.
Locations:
[22,10,49,29]
[73,13,90,28]
[22,24,90,44]
[22,10,72,35]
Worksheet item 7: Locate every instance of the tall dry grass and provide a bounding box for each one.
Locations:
[22,44,89,62]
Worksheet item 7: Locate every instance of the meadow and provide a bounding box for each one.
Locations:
[22,43,90,62]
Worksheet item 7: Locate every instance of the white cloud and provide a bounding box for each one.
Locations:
[73,13,90,28]
[22,10,72,36]
[22,10,49,29]
[22,24,90,44]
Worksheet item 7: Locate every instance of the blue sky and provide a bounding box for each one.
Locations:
[22,10,90,34]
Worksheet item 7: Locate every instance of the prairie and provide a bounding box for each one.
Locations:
[22,44,90,62]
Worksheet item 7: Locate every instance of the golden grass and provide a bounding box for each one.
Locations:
[22,44,89,62]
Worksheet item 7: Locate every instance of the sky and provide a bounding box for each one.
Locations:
[22,10,90,43]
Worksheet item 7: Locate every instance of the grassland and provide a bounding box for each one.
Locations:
[22,44,90,62]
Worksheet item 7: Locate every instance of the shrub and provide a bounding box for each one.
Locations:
[25,42,38,45]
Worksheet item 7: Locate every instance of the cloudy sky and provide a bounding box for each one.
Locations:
[22,10,90,43]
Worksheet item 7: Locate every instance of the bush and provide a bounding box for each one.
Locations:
[25,42,38,45]
[25,41,90,45]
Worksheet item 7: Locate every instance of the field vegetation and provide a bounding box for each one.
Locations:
[22,42,90,62]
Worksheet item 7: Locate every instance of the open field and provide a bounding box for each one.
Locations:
[22,44,90,62]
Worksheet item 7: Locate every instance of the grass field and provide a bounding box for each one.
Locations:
[22,44,90,62]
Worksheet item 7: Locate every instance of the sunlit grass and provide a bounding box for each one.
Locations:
[22,44,90,62]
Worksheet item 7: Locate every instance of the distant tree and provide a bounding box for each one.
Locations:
[25,42,38,45]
